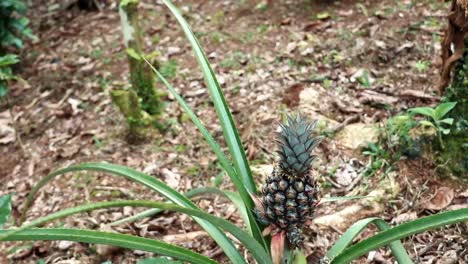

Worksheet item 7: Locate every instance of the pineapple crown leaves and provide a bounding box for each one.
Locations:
[276,114,321,177]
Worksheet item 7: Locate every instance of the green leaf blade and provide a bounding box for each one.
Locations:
[434,102,457,120]
[409,107,436,119]
[137,257,183,264]
[143,59,266,249]
[326,217,380,260]
[331,209,468,263]
[1,228,216,264]
[0,194,12,227]
[327,218,412,263]
[20,163,248,264]
[108,188,255,240]
[6,200,272,264]
[439,118,454,125]
[154,1,265,248]
[159,0,257,196]
[0,54,20,67]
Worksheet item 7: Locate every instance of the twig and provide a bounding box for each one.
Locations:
[93,0,102,11]
[324,176,342,188]
[5,96,30,158]
[92,186,135,198]
[398,90,440,101]
[332,114,360,133]
[344,173,364,192]
[206,247,224,259]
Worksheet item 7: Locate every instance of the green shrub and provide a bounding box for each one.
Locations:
[0,0,35,99]
[0,0,34,50]
[0,53,18,97]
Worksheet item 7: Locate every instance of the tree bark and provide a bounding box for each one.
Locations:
[438,0,467,180]
[440,39,467,180]
[111,0,165,138]
[118,0,163,116]
[109,89,148,139]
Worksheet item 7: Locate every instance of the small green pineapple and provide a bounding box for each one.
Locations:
[255,114,321,247]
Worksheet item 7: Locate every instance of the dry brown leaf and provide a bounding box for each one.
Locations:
[446,204,468,211]
[0,111,15,145]
[436,250,458,264]
[422,187,454,210]
[391,211,418,225]
[161,168,181,190]
[271,231,286,264]
[163,231,208,244]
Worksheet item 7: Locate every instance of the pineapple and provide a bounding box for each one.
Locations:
[255,114,321,247]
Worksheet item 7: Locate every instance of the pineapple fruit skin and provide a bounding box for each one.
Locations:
[260,166,319,246]
[256,114,321,247]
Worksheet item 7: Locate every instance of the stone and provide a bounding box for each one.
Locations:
[58,241,74,250]
[335,123,379,150]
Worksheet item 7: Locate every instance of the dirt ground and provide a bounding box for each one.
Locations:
[0,0,467,263]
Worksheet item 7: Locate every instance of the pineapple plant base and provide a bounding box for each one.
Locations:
[255,114,321,248]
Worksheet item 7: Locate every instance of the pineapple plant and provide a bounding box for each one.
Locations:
[254,114,321,248]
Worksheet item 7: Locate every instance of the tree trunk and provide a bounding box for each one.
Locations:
[118,0,164,119]
[110,89,148,140]
[438,0,467,180]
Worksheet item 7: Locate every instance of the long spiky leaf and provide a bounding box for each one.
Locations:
[2,200,272,264]
[330,209,468,263]
[1,228,216,264]
[159,0,256,195]
[19,163,248,264]
[143,57,266,249]
[326,218,412,263]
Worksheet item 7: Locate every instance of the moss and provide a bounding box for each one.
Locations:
[117,0,166,134]
[110,89,147,138]
[440,39,468,180]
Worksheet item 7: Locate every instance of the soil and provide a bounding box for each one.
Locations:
[1,0,467,263]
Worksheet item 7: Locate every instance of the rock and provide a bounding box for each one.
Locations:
[335,123,379,150]
[161,168,181,190]
[58,241,74,250]
[312,113,339,132]
[96,224,121,256]
[0,110,15,145]
[299,87,322,107]
[297,87,338,132]
[298,110,338,132]
[313,189,386,230]
[167,46,182,57]
[314,174,400,231]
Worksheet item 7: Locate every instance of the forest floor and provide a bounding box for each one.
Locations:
[0,0,467,263]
